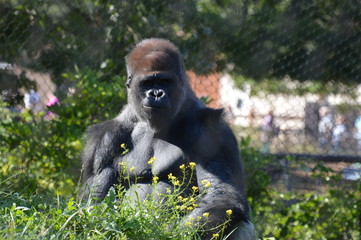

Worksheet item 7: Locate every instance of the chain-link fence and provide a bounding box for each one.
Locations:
[1,2,360,238]
[1,1,361,188]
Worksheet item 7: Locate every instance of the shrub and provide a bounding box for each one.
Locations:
[0,67,127,196]
[241,136,361,239]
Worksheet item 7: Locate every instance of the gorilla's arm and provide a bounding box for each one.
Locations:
[80,106,135,200]
[186,110,251,238]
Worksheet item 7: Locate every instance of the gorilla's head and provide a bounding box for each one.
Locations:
[125,38,194,132]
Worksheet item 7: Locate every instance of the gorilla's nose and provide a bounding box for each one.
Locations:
[147,89,165,99]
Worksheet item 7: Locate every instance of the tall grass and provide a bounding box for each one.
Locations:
[0,163,233,240]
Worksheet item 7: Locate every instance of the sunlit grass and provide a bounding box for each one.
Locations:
[0,162,233,240]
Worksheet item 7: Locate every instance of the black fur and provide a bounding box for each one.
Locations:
[80,38,254,239]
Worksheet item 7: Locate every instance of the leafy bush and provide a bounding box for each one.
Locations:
[0,67,127,196]
[241,137,361,239]
[0,71,360,238]
[0,108,81,196]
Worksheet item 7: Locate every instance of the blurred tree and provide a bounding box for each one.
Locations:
[213,0,361,83]
[0,0,215,81]
[0,0,360,88]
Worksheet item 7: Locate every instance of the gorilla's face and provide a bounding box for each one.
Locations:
[128,51,184,132]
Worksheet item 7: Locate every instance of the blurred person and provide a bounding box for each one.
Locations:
[354,112,361,148]
[331,115,346,153]
[24,89,44,113]
[318,106,333,149]
[260,110,276,153]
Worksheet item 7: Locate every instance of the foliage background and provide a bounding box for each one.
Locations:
[0,0,360,239]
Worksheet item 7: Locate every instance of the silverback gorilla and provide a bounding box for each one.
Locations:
[81,38,256,239]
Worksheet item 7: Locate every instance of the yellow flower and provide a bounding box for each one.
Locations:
[185,221,192,226]
[178,196,183,201]
[197,216,202,220]
[192,203,198,207]
[212,233,219,238]
[226,209,233,215]
[173,180,180,186]
[179,164,186,170]
[168,173,176,180]
[129,167,135,172]
[201,180,211,188]
[192,186,199,192]
[189,162,196,168]
[119,162,125,166]
[152,176,159,183]
[178,205,186,210]
[120,143,129,154]
[203,212,209,218]
[148,157,155,165]
[187,206,193,211]
[166,188,172,194]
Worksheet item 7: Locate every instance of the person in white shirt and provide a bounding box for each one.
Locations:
[331,115,346,153]
[318,106,333,150]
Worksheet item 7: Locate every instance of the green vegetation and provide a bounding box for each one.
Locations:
[0,162,234,240]
[241,137,360,239]
[0,105,360,239]
[0,68,126,196]
[0,186,201,239]
[0,1,360,239]
[1,0,360,94]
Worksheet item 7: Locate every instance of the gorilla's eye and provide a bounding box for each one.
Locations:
[141,80,153,88]
[159,78,171,85]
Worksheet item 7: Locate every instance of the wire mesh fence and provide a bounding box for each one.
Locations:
[1,2,360,238]
[1,1,361,187]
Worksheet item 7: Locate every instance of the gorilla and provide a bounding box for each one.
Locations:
[81,38,256,240]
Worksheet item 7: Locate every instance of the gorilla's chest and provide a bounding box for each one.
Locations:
[120,126,190,181]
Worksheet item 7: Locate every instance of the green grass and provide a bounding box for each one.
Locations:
[1,186,359,240]
[0,134,359,240]
[0,188,200,240]
[0,163,233,240]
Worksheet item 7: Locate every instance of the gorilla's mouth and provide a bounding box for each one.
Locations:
[142,104,166,110]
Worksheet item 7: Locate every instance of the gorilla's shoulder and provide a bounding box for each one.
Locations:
[85,105,137,139]
[188,107,238,157]
[199,107,224,126]
[86,120,119,137]
[187,107,226,131]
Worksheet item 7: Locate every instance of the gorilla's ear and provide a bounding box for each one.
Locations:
[126,76,132,89]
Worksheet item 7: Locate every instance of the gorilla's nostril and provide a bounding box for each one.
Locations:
[156,90,164,98]
[148,89,164,98]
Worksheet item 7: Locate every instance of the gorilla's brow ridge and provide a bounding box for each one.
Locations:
[144,72,176,81]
